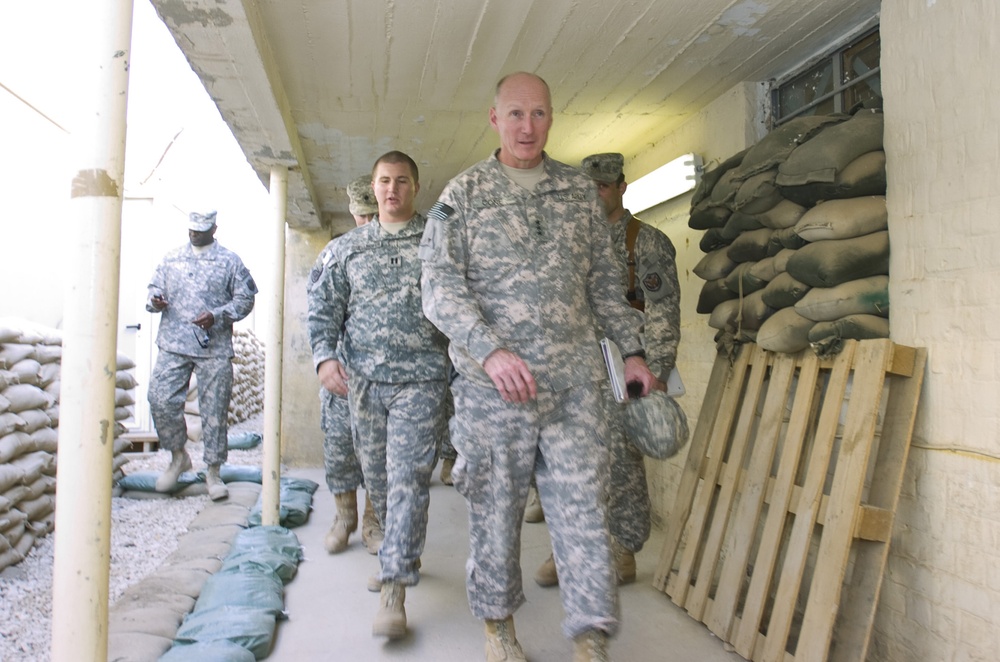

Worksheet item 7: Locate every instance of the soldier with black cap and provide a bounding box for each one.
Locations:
[146,210,258,501]
[534,152,682,588]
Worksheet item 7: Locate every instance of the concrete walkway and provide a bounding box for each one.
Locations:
[270,466,745,662]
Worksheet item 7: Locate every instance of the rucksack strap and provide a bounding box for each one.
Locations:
[625,216,644,311]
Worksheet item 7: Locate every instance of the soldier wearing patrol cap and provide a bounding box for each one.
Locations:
[347,174,379,226]
[534,152,682,590]
[146,210,258,501]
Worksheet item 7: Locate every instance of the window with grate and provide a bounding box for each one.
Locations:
[772,28,881,127]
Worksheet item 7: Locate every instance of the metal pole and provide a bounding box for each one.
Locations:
[261,166,287,526]
[50,0,134,660]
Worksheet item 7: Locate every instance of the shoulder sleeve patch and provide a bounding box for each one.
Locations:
[428,201,455,223]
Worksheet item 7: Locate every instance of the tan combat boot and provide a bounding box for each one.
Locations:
[573,629,611,662]
[372,581,406,639]
[484,616,527,662]
[523,486,544,523]
[534,552,558,587]
[439,456,455,485]
[612,539,636,586]
[361,493,383,555]
[324,491,358,554]
[155,449,192,493]
[205,464,229,501]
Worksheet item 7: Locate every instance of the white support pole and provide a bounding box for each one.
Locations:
[50,0,134,660]
[261,166,288,526]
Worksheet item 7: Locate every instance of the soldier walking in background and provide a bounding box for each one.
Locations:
[147,210,258,501]
[535,152,682,589]
[313,175,383,556]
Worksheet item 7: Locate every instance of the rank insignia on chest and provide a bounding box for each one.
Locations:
[389,256,401,267]
[643,272,662,292]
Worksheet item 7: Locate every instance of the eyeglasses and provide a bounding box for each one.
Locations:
[193,328,211,349]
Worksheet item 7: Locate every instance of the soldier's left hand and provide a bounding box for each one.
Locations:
[623,356,656,398]
[193,312,215,330]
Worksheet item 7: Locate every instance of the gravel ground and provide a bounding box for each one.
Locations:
[0,415,265,661]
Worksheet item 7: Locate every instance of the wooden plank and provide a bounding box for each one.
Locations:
[668,344,755,606]
[653,350,734,591]
[759,341,857,662]
[795,340,894,661]
[706,351,797,639]
[854,505,894,543]
[829,347,926,662]
[731,351,821,659]
[686,347,770,620]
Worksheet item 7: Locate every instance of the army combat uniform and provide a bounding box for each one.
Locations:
[606,209,681,555]
[146,240,257,466]
[420,152,645,639]
[308,213,449,586]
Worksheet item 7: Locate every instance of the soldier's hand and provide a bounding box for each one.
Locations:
[484,349,537,404]
[150,295,168,311]
[623,355,656,399]
[318,360,349,397]
[193,312,215,330]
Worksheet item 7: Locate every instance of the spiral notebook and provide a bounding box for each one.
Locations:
[600,337,684,403]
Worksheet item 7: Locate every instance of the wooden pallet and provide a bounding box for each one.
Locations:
[120,431,160,453]
[653,339,926,662]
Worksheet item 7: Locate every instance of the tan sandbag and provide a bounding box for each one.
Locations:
[734,169,782,215]
[795,275,890,322]
[0,432,33,463]
[771,247,797,274]
[732,114,849,180]
[770,226,809,253]
[9,359,41,386]
[776,110,884,186]
[37,363,60,388]
[2,384,53,414]
[780,150,887,206]
[709,168,742,208]
[693,248,738,281]
[45,405,59,426]
[736,290,775,331]
[725,262,769,296]
[761,272,812,310]
[748,256,781,283]
[116,388,136,407]
[116,353,136,371]
[114,406,133,421]
[18,494,54,521]
[108,605,187,639]
[0,412,25,437]
[30,427,58,453]
[697,279,738,314]
[16,409,50,434]
[757,307,816,354]
[0,464,25,493]
[106,632,174,662]
[809,314,891,357]
[727,228,774,263]
[755,198,808,230]
[723,210,765,235]
[11,450,56,481]
[793,196,887,242]
[0,344,35,369]
[689,200,732,230]
[0,370,13,391]
[708,299,742,331]
[786,231,890,288]
[700,227,730,253]
[116,370,138,389]
[691,148,748,206]
[32,345,62,365]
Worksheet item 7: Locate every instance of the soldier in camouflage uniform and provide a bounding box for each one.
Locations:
[314,175,383,556]
[307,151,449,640]
[419,72,656,662]
[146,211,257,501]
[535,152,682,589]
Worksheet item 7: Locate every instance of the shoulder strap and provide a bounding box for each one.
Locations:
[625,216,643,311]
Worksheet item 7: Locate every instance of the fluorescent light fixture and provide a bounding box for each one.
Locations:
[622,153,703,213]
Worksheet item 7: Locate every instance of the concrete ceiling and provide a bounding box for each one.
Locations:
[149,0,879,235]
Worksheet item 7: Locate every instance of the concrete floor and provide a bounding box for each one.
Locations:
[270,466,746,662]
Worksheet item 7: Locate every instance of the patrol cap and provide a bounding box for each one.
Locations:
[622,389,690,460]
[347,175,378,215]
[188,210,217,232]
[581,152,624,184]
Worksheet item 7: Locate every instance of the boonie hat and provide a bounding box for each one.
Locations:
[347,176,378,216]
[622,389,690,459]
[581,152,624,184]
[188,210,217,232]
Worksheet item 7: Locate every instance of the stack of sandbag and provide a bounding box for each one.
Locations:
[229,328,264,425]
[184,328,266,441]
[689,109,889,357]
[0,318,139,570]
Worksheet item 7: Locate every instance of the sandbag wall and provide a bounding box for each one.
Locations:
[690,109,889,357]
[183,328,265,442]
[0,318,137,571]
